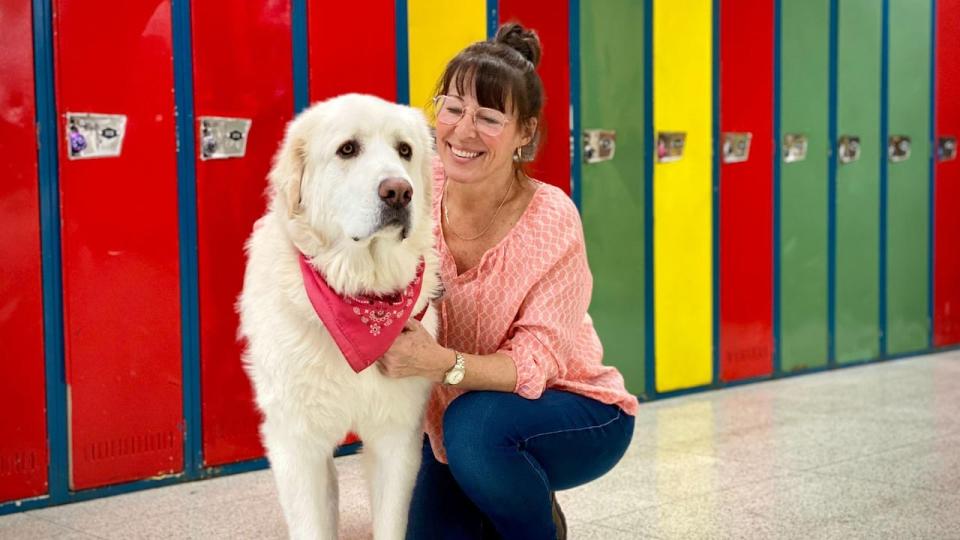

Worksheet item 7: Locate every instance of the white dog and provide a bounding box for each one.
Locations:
[238,94,440,540]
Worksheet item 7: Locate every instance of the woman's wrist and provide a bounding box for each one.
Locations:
[431,345,455,383]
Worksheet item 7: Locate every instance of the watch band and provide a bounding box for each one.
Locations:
[444,350,466,385]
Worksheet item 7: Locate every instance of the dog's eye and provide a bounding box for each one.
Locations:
[337,140,359,158]
[397,142,412,161]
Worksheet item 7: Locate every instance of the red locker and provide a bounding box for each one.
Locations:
[0,0,50,502]
[718,0,775,381]
[192,0,293,466]
[308,0,397,102]
[934,0,960,347]
[53,0,183,489]
[498,1,572,194]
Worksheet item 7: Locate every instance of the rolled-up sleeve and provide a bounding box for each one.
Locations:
[497,214,593,399]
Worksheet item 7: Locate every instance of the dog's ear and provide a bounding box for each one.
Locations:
[268,115,309,218]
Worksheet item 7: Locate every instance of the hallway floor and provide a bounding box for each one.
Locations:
[2,350,959,539]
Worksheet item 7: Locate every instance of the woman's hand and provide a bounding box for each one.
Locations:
[377,318,451,382]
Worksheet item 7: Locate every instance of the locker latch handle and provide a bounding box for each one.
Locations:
[656,132,686,163]
[888,135,911,163]
[583,129,616,164]
[782,133,808,163]
[838,135,861,165]
[937,136,956,162]
[721,132,752,164]
[200,117,252,160]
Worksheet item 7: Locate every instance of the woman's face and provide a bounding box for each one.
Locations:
[434,87,533,187]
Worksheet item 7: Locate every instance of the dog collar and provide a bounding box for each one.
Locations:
[298,253,427,373]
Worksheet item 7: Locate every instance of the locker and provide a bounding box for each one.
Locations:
[718,0,775,382]
[654,0,714,392]
[578,0,648,396]
[192,0,293,467]
[309,0,397,102]
[407,0,487,111]
[779,0,831,372]
[934,0,960,347]
[0,0,50,502]
[886,0,932,355]
[834,0,883,364]
[498,1,572,195]
[53,0,183,489]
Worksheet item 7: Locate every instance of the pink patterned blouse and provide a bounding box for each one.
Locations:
[423,163,640,463]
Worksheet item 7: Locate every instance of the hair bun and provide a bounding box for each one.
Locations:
[494,22,541,68]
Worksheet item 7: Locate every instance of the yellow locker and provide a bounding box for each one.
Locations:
[653,0,714,392]
[407,0,487,110]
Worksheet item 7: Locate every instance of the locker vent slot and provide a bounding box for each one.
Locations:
[82,431,177,463]
[0,450,39,476]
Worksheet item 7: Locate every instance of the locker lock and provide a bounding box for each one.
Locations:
[656,132,686,163]
[937,136,956,162]
[837,135,861,165]
[200,116,252,160]
[721,132,752,164]
[782,133,808,163]
[888,135,911,163]
[583,130,616,164]
[66,113,127,159]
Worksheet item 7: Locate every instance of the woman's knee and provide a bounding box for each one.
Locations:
[443,392,518,466]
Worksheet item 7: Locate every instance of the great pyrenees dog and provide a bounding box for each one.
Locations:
[239,94,440,540]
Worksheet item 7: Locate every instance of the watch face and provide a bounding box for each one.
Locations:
[446,369,464,385]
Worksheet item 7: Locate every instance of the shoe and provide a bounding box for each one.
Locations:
[551,492,567,540]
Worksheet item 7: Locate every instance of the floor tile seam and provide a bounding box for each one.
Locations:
[28,512,108,539]
[587,472,794,525]
[801,466,960,496]
[581,501,669,528]
[582,518,662,538]
[793,433,959,473]
[777,468,960,509]
[667,447,894,476]
[39,491,274,533]
[660,423,951,466]
[646,442,827,472]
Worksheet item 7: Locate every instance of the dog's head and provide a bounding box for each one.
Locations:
[268,94,434,249]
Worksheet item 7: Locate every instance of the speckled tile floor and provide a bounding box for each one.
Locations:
[2,351,959,539]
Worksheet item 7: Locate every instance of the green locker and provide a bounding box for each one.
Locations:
[579,0,647,396]
[835,0,883,364]
[886,0,932,355]
[779,0,831,372]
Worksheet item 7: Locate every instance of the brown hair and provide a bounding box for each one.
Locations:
[435,22,544,162]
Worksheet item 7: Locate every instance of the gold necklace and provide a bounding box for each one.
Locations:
[443,176,515,242]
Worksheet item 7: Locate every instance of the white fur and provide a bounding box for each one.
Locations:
[238,94,441,540]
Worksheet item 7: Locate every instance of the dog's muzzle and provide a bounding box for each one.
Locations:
[377,178,413,238]
[377,206,412,239]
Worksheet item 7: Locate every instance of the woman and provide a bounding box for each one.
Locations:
[378,22,639,540]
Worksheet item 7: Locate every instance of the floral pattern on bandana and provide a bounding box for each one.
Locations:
[346,275,420,337]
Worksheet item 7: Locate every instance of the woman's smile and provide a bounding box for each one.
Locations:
[447,142,485,161]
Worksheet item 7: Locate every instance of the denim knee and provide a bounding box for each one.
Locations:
[442,392,509,469]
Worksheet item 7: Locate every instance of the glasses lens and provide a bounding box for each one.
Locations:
[475,108,507,136]
[435,95,464,125]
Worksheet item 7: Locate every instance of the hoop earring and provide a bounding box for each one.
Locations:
[515,146,522,162]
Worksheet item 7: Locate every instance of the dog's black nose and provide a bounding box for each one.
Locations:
[379,178,413,209]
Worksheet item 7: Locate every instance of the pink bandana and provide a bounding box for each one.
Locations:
[299,253,427,373]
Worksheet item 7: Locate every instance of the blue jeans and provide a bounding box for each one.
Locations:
[406,390,635,540]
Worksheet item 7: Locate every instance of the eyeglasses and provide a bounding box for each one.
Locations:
[432,95,511,137]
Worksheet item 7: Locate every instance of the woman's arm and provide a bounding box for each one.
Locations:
[377,319,518,392]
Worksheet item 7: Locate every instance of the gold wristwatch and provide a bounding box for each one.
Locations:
[443,351,466,385]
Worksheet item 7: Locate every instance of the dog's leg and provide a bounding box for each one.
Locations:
[358,424,424,540]
[264,426,339,540]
